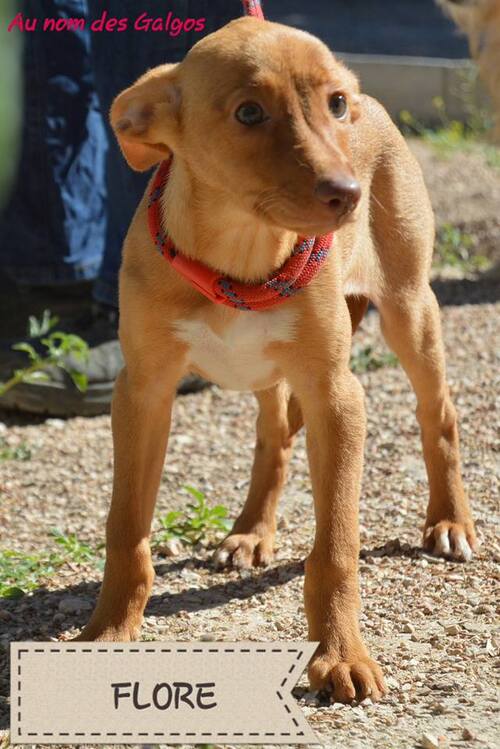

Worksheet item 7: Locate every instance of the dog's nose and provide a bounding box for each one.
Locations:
[315,177,361,214]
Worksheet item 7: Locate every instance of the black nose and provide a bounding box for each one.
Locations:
[315,176,361,214]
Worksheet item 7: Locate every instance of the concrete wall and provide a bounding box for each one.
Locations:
[339,54,487,125]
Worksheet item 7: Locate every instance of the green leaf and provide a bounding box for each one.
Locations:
[22,370,50,384]
[68,370,88,393]
[0,585,26,598]
[12,342,38,362]
[184,485,205,503]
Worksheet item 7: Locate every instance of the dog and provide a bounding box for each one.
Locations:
[78,17,476,703]
[437,0,500,139]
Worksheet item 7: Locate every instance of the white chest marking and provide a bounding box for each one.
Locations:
[343,280,370,298]
[174,309,297,391]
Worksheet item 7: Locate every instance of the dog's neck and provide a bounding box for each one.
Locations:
[161,158,298,283]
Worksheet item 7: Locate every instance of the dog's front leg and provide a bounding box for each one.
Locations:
[276,301,385,703]
[302,370,385,701]
[78,345,184,641]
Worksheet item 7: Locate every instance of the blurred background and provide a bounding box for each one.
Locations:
[0,0,21,210]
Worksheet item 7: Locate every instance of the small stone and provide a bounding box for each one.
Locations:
[303,691,319,706]
[444,624,460,635]
[46,418,65,429]
[386,676,400,690]
[474,604,492,615]
[402,623,414,634]
[58,597,92,614]
[462,728,475,741]
[420,732,441,749]
[157,538,183,557]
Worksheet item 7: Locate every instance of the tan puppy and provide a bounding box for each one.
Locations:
[438,0,500,139]
[79,18,476,703]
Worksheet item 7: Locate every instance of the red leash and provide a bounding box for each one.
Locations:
[242,0,265,19]
[147,0,334,311]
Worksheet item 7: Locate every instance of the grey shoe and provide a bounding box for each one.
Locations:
[0,302,208,417]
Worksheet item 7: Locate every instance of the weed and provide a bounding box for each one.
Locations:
[0,531,101,598]
[0,310,89,398]
[350,346,398,374]
[155,486,232,547]
[400,89,499,169]
[0,438,31,461]
[49,529,100,564]
[0,549,60,598]
[434,223,490,272]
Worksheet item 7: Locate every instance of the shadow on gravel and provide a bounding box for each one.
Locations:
[431,276,500,307]
[0,559,306,728]
[0,538,441,728]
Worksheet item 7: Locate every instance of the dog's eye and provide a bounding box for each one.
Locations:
[235,101,267,126]
[329,94,348,120]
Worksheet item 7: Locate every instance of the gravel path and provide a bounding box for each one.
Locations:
[1,294,499,749]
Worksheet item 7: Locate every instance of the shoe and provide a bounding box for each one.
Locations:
[0,291,209,417]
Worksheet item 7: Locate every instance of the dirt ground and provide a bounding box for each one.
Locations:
[0,141,499,749]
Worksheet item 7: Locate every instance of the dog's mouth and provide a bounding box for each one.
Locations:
[253,178,361,236]
[257,199,359,236]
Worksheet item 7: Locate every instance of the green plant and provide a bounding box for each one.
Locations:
[0,310,89,397]
[350,346,398,374]
[0,549,60,598]
[49,529,99,564]
[400,92,499,169]
[434,223,490,272]
[155,486,232,547]
[0,437,31,461]
[0,531,101,598]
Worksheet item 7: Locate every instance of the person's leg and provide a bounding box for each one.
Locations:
[0,0,243,415]
[0,0,107,288]
[89,0,244,307]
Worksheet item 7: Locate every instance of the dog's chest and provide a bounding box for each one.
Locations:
[173,308,296,391]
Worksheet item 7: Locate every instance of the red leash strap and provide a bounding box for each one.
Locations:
[148,160,333,311]
[242,0,265,20]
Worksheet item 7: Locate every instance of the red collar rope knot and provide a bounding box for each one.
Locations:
[148,160,334,311]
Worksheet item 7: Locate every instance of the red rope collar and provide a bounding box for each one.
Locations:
[148,160,333,311]
[146,0,333,312]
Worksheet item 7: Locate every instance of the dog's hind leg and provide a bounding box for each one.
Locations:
[368,104,476,561]
[378,288,476,561]
[214,380,300,569]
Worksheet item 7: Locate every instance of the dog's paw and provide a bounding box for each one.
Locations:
[73,620,141,642]
[213,530,274,569]
[423,520,477,562]
[308,653,386,703]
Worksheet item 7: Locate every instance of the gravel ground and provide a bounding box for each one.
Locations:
[0,141,499,748]
[0,298,499,749]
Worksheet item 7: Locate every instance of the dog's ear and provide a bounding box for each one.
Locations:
[110,64,181,171]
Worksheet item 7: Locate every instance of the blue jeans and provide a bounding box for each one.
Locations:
[0,0,242,306]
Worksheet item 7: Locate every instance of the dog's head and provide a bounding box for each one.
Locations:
[112,17,362,235]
